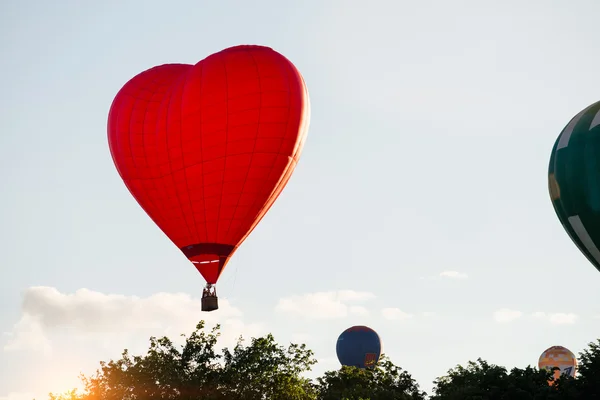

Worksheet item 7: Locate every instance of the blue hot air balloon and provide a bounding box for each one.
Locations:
[336,325,382,369]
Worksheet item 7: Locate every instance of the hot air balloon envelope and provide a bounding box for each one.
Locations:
[107,45,310,310]
[538,345,577,383]
[548,100,600,273]
[336,325,382,369]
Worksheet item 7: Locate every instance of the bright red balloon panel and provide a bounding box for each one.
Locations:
[108,45,310,284]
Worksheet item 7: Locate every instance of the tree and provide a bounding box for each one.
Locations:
[49,321,317,400]
[48,320,600,400]
[218,335,316,400]
[316,356,426,400]
[430,358,579,400]
[573,339,600,398]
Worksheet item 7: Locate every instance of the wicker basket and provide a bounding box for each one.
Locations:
[202,296,219,312]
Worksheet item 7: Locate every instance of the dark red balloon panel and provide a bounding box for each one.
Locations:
[108,45,309,284]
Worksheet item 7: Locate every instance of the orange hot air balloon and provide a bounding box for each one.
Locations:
[538,345,577,385]
[107,45,310,311]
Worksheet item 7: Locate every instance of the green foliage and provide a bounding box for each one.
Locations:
[316,355,426,400]
[47,323,600,400]
[572,339,600,398]
[429,357,589,400]
[49,321,316,400]
[218,334,317,400]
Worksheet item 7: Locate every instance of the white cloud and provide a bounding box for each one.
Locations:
[3,313,52,355]
[422,311,437,318]
[493,308,523,323]
[532,312,578,325]
[0,393,35,400]
[439,271,468,279]
[275,290,375,319]
[381,307,413,321]
[3,286,262,354]
[1,286,264,400]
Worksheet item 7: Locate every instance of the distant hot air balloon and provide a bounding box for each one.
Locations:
[538,345,577,384]
[108,45,310,312]
[548,100,600,273]
[336,326,382,369]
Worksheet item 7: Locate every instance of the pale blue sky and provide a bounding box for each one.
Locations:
[2,0,600,398]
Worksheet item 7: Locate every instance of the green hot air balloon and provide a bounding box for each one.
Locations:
[549,100,600,273]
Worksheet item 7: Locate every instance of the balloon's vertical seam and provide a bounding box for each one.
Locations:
[139,80,154,172]
[125,83,143,177]
[152,76,178,229]
[222,48,263,243]
[234,51,294,243]
[139,78,162,224]
[122,86,143,208]
[255,56,294,223]
[214,51,231,248]
[132,79,162,219]
[148,78,170,219]
[154,75,176,234]
[232,50,282,244]
[164,71,196,243]
[195,63,209,244]
[179,67,202,244]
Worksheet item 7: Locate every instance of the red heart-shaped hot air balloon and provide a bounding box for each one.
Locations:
[107,45,310,311]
